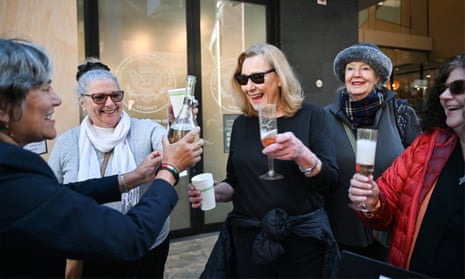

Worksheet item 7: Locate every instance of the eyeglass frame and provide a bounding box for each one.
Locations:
[81,90,125,105]
[235,69,276,85]
[440,80,465,95]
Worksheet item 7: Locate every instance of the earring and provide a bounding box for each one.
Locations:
[1,120,10,135]
[1,120,8,129]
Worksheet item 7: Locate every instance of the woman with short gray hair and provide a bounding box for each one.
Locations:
[0,38,203,278]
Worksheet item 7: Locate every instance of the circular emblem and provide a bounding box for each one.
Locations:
[210,58,241,113]
[115,54,176,114]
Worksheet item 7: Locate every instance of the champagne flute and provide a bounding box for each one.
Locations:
[349,128,378,211]
[259,103,283,180]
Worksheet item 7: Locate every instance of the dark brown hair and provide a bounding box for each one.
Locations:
[419,53,465,132]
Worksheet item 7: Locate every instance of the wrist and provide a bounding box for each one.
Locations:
[119,174,129,193]
[157,163,180,186]
[298,152,320,177]
[363,199,381,218]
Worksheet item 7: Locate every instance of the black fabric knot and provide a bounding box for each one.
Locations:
[261,208,289,241]
[202,208,340,277]
[252,208,290,265]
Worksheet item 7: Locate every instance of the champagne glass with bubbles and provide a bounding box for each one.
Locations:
[349,128,378,211]
[259,103,283,180]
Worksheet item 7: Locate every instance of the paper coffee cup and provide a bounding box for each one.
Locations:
[191,173,216,211]
[168,88,186,118]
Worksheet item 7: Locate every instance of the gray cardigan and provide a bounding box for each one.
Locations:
[324,88,421,247]
[48,117,170,249]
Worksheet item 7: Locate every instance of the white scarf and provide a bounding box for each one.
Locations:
[78,111,139,213]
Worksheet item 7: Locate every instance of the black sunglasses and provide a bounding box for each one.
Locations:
[235,69,275,85]
[441,80,465,95]
[81,90,124,105]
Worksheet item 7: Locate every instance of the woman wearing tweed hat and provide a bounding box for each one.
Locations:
[324,43,421,261]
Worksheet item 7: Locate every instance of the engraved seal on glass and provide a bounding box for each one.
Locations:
[209,58,240,113]
[115,54,176,114]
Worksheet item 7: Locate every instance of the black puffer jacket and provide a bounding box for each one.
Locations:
[200,208,340,278]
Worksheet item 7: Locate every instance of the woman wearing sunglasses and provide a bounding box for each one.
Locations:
[349,53,465,278]
[188,43,340,278]
[48,59,171,279]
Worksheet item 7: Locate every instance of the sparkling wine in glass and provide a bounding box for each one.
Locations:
[259,103,283,180]
[167,75,198,176]
[167,123,193,143]
[349,128,378,211]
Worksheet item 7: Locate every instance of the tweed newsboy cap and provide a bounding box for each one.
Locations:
[333,43,393,84]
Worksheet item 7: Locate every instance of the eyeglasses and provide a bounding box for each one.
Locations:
[441,80,465,95]
[235,69,275,85]
[81,90,124,105]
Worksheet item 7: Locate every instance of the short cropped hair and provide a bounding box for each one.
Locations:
[0,38,52,123]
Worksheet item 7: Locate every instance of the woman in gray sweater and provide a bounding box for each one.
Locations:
[48,60,169,279]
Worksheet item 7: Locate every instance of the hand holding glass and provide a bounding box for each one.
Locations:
[167,76,198,177]
[259,104,283,180]
[349,128,377,211]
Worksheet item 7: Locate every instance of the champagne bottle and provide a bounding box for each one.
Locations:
[168,75,198,143]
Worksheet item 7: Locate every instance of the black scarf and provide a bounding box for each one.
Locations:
[341,89,385,129]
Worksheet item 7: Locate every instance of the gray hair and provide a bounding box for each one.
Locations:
[77,69,121,97]
[0,38,52,123]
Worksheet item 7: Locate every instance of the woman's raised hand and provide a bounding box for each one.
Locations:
[162,126,203,172]
[262,131,305,161]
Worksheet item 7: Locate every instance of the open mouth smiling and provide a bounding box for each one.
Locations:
[249,93,264,100]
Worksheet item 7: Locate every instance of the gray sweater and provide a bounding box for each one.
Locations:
[48,117,170,249]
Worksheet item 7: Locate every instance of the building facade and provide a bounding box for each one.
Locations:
[1,0,464,237]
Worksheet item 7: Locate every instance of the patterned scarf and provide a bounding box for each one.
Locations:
[341,89,385,129]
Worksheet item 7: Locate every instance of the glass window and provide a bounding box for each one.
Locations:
[200,0,267,224]
[79,0,268,231]
[98,0,187,127]
[201,0,267,223]
[376,0,401,25]
[80,0,191,230]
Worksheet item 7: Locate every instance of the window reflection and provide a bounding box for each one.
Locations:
[376,0,401,25]
[98,0,187,126]
[80,0,268,230]
[200,0,266,224]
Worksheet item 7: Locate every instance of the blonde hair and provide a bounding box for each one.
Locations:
[231,43,304,117]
